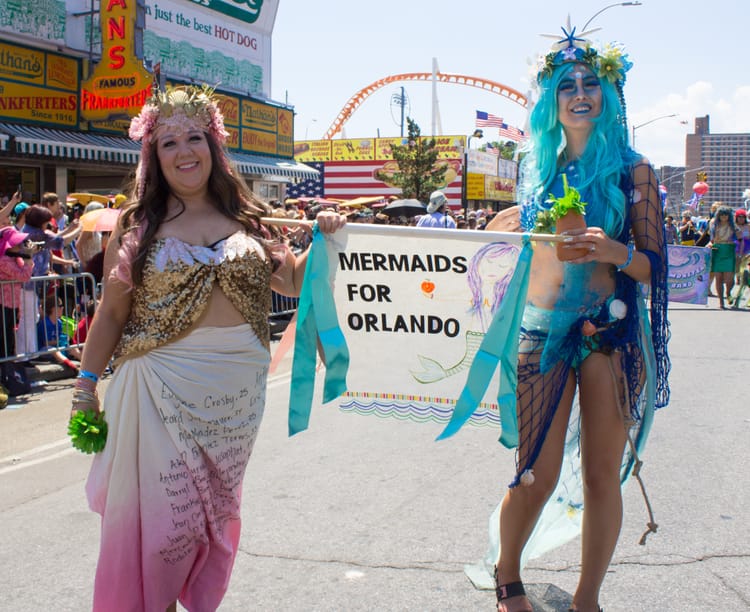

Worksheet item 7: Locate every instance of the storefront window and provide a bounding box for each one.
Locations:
[256,182,280,201]
[0,166,39,203]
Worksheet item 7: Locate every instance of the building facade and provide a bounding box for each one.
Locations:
[685,115,750,210]
[0,0,316,204]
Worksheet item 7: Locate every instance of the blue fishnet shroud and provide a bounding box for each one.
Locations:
[511,161,670,488]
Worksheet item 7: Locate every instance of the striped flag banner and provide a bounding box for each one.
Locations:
[498,123,526,142]
[476,110,504,128]
[322,160,463,207]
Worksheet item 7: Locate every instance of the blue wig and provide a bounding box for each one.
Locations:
[519,63,641,238]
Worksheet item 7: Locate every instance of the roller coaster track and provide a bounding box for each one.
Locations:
[323,72,528,140]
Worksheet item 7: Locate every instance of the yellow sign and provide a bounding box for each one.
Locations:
[0,81,77,126]
[294,140,331,161]
[375,137,407,159]
[466,173,486,200]
[277,108,293,157]
[225,126,240,150]
[430,135,465,160]
[373,136,464,160]
[216,94,240,127]
[241,100,277,131]
[88,118,131,134]
[484,176,516,202]
[80,0,153,121]
[332,139,375,161]
[242,129,277,155]
[0,42,45,85]
[46,55,78,91]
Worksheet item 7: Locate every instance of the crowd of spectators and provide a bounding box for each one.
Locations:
[665,201,750,308]
[0,189,106,404]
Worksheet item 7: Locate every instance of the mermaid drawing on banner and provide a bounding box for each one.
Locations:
[411,242,519,383]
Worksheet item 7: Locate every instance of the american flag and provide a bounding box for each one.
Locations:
[285,161,324,198]
[476,110,504,128]
[498,123,526,142]
[288,160,464,207]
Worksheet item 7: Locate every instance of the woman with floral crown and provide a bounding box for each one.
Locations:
[482,19,670,612]
[70,84,345,611]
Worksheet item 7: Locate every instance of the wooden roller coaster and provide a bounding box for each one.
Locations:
[323,72,529,140]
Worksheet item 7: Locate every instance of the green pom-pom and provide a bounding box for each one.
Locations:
[68,409,108,454]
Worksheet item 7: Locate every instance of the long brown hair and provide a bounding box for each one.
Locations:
[119,131,280,285]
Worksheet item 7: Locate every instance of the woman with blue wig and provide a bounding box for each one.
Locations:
[481,20,670,612]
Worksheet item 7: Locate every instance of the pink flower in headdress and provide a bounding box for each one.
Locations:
[128,104,160,142]
[208,106,229,145]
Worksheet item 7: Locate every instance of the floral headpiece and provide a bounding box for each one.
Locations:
[129,84,229,199]
[535,16,632,88]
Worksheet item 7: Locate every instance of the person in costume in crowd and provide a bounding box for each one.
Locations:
[417,190,457,228]
[733,208,749,278]
[69,84,346,612]
[678,210,698,245]
[708,205,739,309]
[730,255,750,308]
[483,21,670,612]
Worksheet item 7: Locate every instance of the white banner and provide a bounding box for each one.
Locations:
[319,225,525,424]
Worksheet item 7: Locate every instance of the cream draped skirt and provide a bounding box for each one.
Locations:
[86,324,270,612]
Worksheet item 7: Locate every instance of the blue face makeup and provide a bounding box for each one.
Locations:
[557,66,601,96]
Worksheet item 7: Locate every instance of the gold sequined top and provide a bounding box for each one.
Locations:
[115,230,272,361]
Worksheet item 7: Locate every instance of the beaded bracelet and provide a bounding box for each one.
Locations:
[77,369,99,384]
[616,242,634,271]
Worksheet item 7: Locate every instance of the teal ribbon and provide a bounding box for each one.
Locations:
[436,236,533,446]
[288,226,349,436]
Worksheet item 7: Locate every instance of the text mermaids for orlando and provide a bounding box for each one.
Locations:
[338,251,467,337]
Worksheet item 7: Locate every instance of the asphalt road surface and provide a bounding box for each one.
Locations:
[1,299,748,611]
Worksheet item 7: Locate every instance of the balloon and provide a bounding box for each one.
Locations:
[693,181,709,196]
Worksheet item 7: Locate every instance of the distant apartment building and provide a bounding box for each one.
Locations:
[657,165,686,215]
[685,115,750,210]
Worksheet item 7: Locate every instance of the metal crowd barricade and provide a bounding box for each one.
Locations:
[269,290,299,335]
[0,272,98,364]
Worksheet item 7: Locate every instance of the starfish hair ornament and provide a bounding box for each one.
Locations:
[535,15,632,87]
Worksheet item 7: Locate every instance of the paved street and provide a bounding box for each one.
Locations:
[1,300,748,611]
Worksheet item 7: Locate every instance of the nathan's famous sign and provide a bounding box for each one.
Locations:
[0,41,79,127]
[80,0,153,121]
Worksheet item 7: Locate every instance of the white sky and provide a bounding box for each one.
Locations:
[270,0,747,168]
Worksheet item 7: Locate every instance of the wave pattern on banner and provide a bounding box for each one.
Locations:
[323,160,463,205]
[340,397,501,426]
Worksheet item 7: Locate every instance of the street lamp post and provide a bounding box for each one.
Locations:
[582,1,642,30]
[631,113,678,149]
[462,129,483,216]
[304,118,318,140]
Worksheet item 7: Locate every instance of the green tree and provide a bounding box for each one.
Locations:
[376,117,447,202]
[482,140,517,160]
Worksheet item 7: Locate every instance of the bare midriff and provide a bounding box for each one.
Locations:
[194,284,247,328]
[525,242,616,310]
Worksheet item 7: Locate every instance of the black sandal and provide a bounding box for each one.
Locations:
[495,580,532,611]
